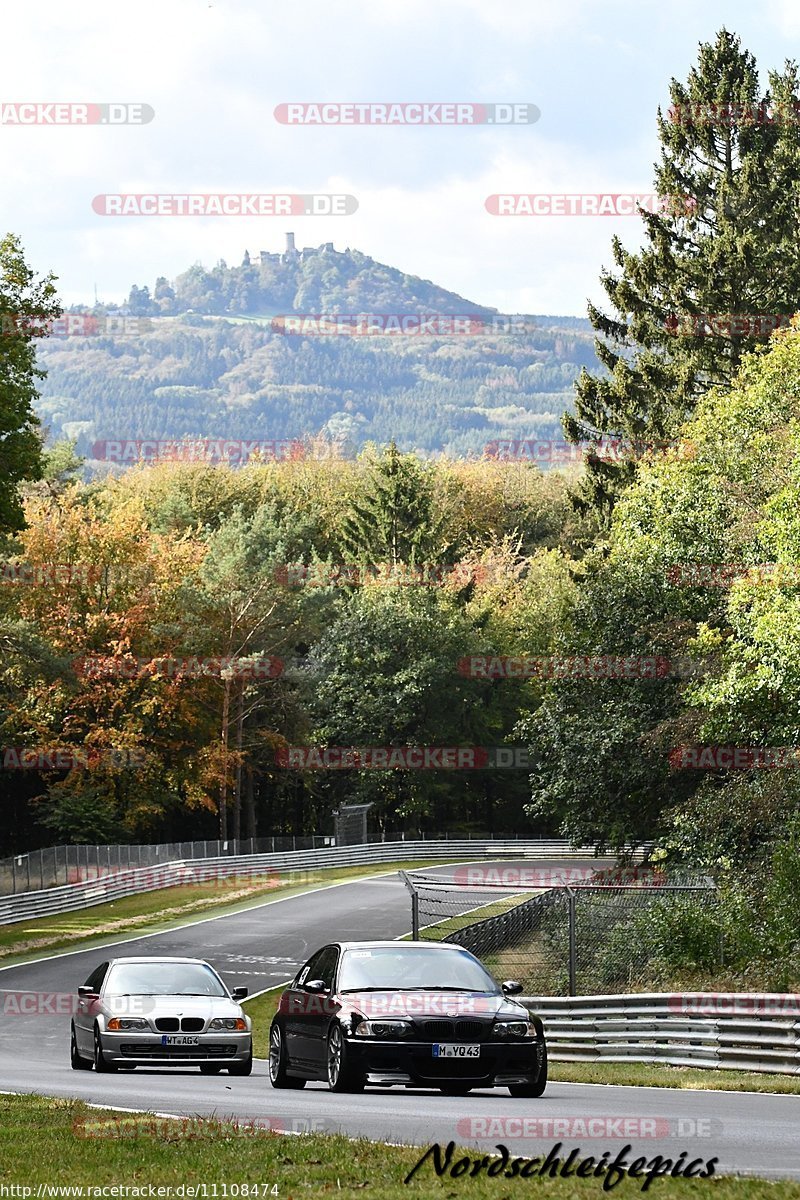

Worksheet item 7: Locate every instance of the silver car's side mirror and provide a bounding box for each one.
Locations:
[231,986,248,1000]
[77,985,95,998]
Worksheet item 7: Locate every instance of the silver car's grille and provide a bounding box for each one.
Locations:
[153,1017,205,1032]
[120,1043,235,1058]
[155,1018,179,1032]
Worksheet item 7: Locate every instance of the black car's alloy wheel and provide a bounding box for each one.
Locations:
[326,1023,364,1093]
[268,1024,305,1089]
[70,1025,92,1071]
[508,1041,548,1097]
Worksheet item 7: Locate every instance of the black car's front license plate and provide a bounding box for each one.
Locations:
[161,1035,200,1046]
[432,1043,480,1058]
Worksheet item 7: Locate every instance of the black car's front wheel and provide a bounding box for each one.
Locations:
[268,1024,305,1089]
[508,1041,547,1097]
[326,1024,364,1093]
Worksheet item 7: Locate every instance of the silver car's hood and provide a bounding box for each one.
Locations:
[104,993,243,1018]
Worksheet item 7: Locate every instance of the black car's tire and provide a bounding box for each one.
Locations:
[70,1025,92,1071]
[93,1026,117,1073]
[199,1064,222,1075]
[228,1050,253,1077]
[326,1023,364,1093]
[268,1024,305,1089]
[508,1042,547,1097]
[439,1083,473,1096]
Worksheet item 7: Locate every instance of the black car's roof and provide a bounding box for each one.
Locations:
[332,941,467,951]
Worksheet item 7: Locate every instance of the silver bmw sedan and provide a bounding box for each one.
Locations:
[70,956,252,1074]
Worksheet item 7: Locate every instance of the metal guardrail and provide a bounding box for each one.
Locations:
[520,993,800,1075]
[0,839,593,925]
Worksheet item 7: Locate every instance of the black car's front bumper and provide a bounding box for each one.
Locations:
[345,1037,543,1087]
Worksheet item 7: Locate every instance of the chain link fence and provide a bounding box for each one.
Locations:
[403,866,717,995]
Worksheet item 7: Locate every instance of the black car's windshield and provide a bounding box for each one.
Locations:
[104,962,227,997]
[338,946,499,993]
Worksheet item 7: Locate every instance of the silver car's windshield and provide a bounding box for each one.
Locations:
[104,962,227,997]
[338,946,499,993]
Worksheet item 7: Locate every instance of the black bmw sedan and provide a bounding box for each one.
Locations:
[268,940,547,1096]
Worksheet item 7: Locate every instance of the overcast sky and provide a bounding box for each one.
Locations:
[2,0,798,315]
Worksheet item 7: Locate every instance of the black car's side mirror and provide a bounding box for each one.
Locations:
[231,986,248,1000]
[77,985,95,998]
[303,978,327,993]
[502,980,523,995]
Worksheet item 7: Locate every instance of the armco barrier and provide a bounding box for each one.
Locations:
[521,993,800,1075]
[0,840,599,925]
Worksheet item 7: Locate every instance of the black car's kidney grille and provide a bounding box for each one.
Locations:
[417,1018,490,1041]
[181,1017,204,1032]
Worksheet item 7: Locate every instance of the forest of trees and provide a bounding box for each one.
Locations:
[1,30,799,986]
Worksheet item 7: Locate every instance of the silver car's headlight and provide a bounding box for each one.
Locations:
[493,1020,537,1039]
[209,1018,248,1030]
[353,1018,414,1039]
[107,1018,149,1031]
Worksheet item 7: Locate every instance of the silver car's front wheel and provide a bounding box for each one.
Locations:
[93,1026,117,1073]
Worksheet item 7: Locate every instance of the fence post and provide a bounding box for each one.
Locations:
[567,887,577,996]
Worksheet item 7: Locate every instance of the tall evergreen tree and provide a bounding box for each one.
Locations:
[339,441,447,567]
[567,30,800,523]
[0,235,60,532]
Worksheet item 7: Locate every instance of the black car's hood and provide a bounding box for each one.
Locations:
[336,990,528,1021]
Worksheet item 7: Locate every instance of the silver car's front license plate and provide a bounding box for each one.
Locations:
[432,1043,480,1058]
[161,1035,200,1046]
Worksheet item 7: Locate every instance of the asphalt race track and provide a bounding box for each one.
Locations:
[1,860,798,1180]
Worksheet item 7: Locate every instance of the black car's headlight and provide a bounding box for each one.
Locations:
[107,1018,149,1031]
[209,1018,248,1030]
[492,1020,537,1039]
[352,1019,414,1039]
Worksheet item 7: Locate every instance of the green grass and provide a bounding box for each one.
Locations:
[549,1060,800,1095]
[0,860,463,966]
[1,1094,798,1196]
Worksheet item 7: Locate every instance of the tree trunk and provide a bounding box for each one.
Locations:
[219,678,231,841]
[232,680,244,843]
